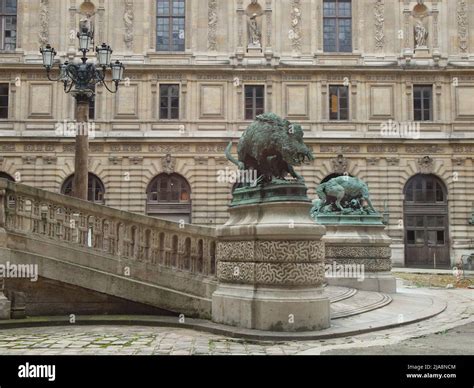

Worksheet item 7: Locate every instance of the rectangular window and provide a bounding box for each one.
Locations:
[245,85,265,120]
[415,230,425,244]
[329,85,349,120]
[413,85,432,121]
[323,0,352,53]
[156,0,185,52]
[0,0,16,51]
[0,83,8,119]
[437,230,445,245]
[160,84,180,119]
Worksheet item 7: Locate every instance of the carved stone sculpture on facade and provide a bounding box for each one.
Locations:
[123,0,134,51]
[79,15,95,43]
[208,0,218,51]
[248,13,262,48]
[374,0,385,50]
[414,20,428,48]
[162,154,176,174]
[290,0,302,53]
[39,0,49,46]
[457,0,469,53]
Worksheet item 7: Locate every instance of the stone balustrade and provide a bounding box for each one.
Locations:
[0,179,217,279]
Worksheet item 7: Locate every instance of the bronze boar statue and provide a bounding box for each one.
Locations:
[225,113,314,185]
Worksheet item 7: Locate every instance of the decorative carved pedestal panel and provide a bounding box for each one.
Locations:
[317,215,397,294]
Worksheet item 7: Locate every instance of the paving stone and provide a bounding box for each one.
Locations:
[0,287,471,356]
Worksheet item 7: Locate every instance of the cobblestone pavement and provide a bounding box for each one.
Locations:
[0,288,471,356]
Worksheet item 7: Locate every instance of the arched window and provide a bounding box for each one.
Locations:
[61,173,105,205]
[404,174,446,203]
[146,173,191,223]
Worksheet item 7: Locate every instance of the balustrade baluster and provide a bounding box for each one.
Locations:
[1,183,219,283]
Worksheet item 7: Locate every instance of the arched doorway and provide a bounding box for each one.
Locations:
[61,173,105,205]
[146,173,191,223]
[404,174,450,268]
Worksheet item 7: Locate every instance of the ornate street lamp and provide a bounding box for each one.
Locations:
[39,26,124,201]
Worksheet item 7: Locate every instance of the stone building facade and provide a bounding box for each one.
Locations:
[0,0,473,268]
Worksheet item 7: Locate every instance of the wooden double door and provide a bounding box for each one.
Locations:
[404,174,450,269]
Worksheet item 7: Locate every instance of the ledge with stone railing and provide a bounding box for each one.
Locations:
[0,179,218,281]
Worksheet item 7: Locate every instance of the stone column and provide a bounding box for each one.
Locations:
[212,184,329,332]
[72,96,90,201]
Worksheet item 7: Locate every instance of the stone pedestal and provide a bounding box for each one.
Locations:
[212,183,330,332]
[244,45,265,66]
[317,214,397,294]
[414,47,430,58]
[247,44,262,54]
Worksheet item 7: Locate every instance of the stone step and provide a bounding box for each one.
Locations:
[324,285,358,303]
[331,291,392,319]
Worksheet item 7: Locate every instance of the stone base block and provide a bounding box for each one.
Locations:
[0,293,11,320]
[326,271,397,294]
[212,284,330,331]
[318,217,396,293]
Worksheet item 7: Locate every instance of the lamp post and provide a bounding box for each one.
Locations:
[40,27,124,200]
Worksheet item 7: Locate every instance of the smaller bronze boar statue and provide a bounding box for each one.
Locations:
[225,113,314,184]
[313,175,377,215]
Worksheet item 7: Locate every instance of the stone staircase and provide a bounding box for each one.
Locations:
[0,179,218,319]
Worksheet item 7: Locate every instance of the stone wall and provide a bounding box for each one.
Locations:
[4,277,172,316]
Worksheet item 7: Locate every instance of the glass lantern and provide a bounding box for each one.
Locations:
[111,61,124,82]
[96,43,112,67]
[40,44,56,68]
[59,61,70,82]
[78,31,92,51]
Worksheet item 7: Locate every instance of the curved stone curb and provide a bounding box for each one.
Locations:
[331,292,392,319]
[0,292,446,342]
[326,286,357,303]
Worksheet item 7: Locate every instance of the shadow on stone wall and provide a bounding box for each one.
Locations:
[4,277,173,317]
